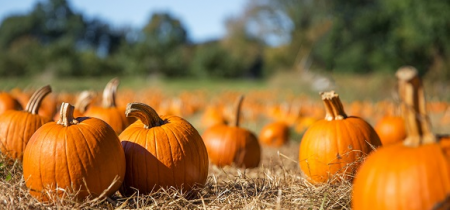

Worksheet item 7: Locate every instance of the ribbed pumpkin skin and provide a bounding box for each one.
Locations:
[203,124,261,168]
[352,143,450,210]
[259,121,290,147]
[0,92,22,114]
[0,110,51,160]
[22,117,126,201]
[119,115,209,196]
[299,117,381,183]
[375,116,406,146]
[84,107,128,134]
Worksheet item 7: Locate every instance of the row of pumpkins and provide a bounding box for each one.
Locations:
[0,67,448,209]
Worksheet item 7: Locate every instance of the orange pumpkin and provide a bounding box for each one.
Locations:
[10,87,57,119]
[299,91,382,183]
[202,96,261,168]
[201,105,228,129]
[0,91,22,115]
[84,78,128,134]
[374,115,406,146]
[23,102,126,201]
[259,121,290,147]
[119,103,209,196]
[53,90,95,121]
[352,66,450,210]
[0,85,52,160]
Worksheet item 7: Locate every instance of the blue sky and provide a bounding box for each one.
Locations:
[0,0,247,43]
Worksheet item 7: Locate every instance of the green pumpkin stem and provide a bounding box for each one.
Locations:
[75,91,95,113]
[321,91,347,121]
[396,66,436,146]
[102,78,119,108]
[234,95,244,127]
[25,85,52,115]
[126,103,164,129]
[57,102,78,127]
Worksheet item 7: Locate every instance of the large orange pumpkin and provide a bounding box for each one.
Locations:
[119,103,209,196]
[352,66,450,210]
[23,102,126,201]
[299,91,382,183]
[84,78,128,134]
[0,85,52,160]
[202,96,261,168]
[0,91,22,115]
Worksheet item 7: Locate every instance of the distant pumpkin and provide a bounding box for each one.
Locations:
[202,95,261,168]
[84,78,129,134]
[375,115,406,146]
[0,91,22,115]
[259,121,290,147]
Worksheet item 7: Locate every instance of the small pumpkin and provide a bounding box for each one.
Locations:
[119,103,209,196]
[352,66,450,210]
[202,95,261,168]
[259,121,290,147]
[299,91,382,183]
[0,85,52,160]
[23,102,126,201]
[0,91,22,115]
[374,115,406,146]
[53,90,95,121]
[84,78,129,134]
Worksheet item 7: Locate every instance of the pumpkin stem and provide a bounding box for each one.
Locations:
[125,103,164,129]
[233,95,244,127]
[57,102,79,127]
[25,85,52,115]
[102,78,119,108]
[396,66,436,146]
[321,91,347,121]
[75,91,95,113]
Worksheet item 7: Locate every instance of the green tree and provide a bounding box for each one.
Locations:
[313,0,450,76]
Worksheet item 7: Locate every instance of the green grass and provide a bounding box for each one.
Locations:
[0,71,448,102]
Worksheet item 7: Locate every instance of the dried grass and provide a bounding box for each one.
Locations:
[0,143,355,209]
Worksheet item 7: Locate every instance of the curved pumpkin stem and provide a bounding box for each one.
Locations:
[396,66,436,146]
[126,103,164,129]
[234,95,244,127]
[102,78,119,108]
[57,102,78,127]
[320,91,347,121]
[25,85,52,115]
[75,91,95,113]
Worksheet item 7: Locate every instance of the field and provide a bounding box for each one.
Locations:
[1,71,449,209]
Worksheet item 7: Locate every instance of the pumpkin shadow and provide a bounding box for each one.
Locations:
[119,141,203,199]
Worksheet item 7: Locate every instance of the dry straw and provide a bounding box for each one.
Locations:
[1,144,355,209]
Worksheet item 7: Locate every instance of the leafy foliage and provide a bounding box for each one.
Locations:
[0,0,450,79]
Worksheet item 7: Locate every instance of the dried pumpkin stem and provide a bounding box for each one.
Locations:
[75,91,95,113]
[25,85,52,115]
[57,102,78,127]
[126,103,164,129]
[396,66,436,146]
[321,91,347,121]
[102,78,119,108]
[234,95,244,127]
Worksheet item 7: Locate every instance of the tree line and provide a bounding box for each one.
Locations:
[1,0,449,79]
